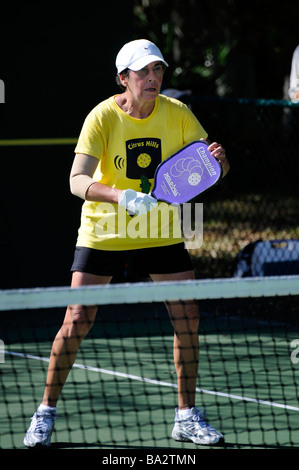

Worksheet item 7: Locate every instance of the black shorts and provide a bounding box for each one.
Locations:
[71,243,193,278]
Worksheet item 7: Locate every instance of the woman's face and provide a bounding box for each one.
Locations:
[120,61,166,102]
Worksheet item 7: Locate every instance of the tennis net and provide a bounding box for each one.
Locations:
[1,276,299,449]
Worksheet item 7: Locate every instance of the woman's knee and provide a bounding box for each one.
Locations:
[62,304,97,340]
[167,300,199,334]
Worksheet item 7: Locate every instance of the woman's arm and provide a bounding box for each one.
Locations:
[70,153,157,216]
[70,153,122,203]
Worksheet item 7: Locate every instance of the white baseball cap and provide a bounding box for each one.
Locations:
[116,39,168,74]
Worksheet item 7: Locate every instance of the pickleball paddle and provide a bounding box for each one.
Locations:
[151,140,222,204]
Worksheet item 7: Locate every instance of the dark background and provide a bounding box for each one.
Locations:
[0,3,134,288]
[1,1,299,288]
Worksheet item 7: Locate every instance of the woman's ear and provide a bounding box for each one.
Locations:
[119,72,129,88]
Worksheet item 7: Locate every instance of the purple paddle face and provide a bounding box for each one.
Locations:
[151,141,222,204]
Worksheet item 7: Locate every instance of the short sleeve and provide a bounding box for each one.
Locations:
[183,106,208,144]
[75,116,105,160]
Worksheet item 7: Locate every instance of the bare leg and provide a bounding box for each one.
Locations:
[150,270,199,410]
[42,272,112,407]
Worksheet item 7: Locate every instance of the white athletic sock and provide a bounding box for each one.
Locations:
[38,403,56,413]
[178,408,193,419]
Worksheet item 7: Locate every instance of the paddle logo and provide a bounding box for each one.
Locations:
[169,156,204,186]
[163,172,180,196]
[196,145,218,176]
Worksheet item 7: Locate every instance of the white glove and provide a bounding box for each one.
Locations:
[119,189,158,216]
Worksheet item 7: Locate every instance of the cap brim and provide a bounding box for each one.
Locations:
[126,55,168,72]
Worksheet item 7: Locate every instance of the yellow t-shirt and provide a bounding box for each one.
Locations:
[74,94,208,250]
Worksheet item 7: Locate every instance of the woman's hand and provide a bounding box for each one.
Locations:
[207,141,230,177]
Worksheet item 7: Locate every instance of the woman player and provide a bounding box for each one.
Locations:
[24,39,229,447]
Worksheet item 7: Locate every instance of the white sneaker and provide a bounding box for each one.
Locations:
[24,407,57,447]
[172,407,224,445]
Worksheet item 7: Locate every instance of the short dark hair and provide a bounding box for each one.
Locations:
[115,69,130,90]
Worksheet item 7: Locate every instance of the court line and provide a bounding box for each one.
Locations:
[5,350,299,412]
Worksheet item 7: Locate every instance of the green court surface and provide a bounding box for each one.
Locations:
[1,307,299,449]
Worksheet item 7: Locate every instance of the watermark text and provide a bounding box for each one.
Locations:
[0,340,5,363]
[290,339,299,364]
[0,80,4,103]
[94,202,203,249]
